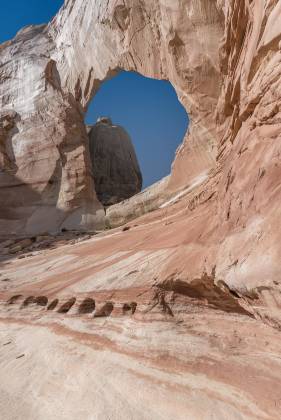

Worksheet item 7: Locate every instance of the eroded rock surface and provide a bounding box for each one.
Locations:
[106,175,170,228]
[88,117,142,206]
[0,0,221,235]
[1,0,281,418]
[1,219,281,419]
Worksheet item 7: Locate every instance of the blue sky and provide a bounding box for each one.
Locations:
[0,1,64,43]
[86,72,188,188]
[1,1,189,188]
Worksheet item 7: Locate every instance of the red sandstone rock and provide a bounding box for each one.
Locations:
[1,1,281,418]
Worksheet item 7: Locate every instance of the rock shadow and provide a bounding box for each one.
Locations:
[78,298,95,314]
[35,296,48,307]
[47,299,59,311]
[21,296,36,308]
[94,302,114,318]
[7,294,23,305]
[57,297,76,314]
[158,274,254,317]
[122,302,137,315]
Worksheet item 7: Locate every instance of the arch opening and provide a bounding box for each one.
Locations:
[85,71,189,209]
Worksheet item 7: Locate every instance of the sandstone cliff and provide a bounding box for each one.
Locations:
[0,0,221,235]
[1,1,281,418]
[88,117,142,206]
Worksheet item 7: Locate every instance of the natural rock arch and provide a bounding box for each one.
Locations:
[2,4,281,413]
[0,0,223,235]
[2,0,280,296]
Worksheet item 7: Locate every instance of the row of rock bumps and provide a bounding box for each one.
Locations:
[7,294,138,317]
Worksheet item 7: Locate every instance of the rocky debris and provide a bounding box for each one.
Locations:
[0,238,35,255]
[0,231,96,258]
[8,245,23,254]
[88,117,142,206]
[36,235,51,243]
[0,240,15,248]
[9,239,34,254]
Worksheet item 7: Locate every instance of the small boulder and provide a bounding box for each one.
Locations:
[1,239,15,248]
[36,235,52,242]
[9,245,22,254]
[16,238,33,248]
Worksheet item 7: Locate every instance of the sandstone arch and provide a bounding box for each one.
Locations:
[0,1,280,301]
[0,0,223,235]
[2,3,281,416]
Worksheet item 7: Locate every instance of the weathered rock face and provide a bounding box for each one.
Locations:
[0,0,222,235]
[88,117,142,206]
[106,175,170,228]
[0,0,281,337]
[0,24,105,235]
[1,1,281,417]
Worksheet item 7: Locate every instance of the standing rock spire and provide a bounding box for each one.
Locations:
[88,117,142,206]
